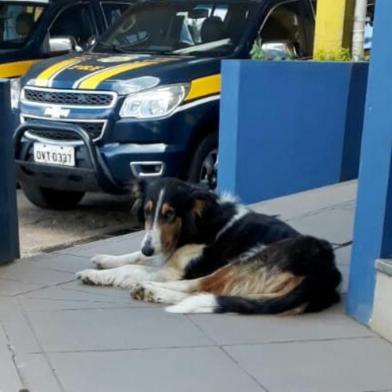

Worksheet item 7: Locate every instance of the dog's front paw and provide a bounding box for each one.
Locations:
[91,254,111,270]
[130,283,160,303]
[76,269,99,285]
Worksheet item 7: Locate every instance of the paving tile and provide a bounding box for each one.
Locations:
[27,307,212,352]
[27,253,92,273]
[16,353,62,392]
[338,264,350,293]
[251,180,356,220]
[19,295,130,312]
[0,321,23,391]
[189,306,373,346]
[287,201,354,245]
[0,260,74,286]
[55,232,144,258]
[59,280,142,302]
[18,282,149,311]
[48,347,264,392]
[0,278,41,296]
[225,337,392,392]
[335,245,352,265]
[0,297,41,353]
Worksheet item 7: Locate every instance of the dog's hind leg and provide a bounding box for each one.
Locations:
[76,265,160,288]
[131,282,191,304]
[130,278,201,304]
[143,279,202,292]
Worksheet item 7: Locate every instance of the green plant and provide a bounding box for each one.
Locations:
[314,48,351,61]
[250,41,266,60]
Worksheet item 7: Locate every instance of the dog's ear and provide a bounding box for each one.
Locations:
[130,180,147,222]
[190,188,218,217]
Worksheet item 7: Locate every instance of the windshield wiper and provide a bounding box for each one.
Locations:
[95,42,182,56]
[95,43,129,53]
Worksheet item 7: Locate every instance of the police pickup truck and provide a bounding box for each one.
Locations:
[15,0,315,209]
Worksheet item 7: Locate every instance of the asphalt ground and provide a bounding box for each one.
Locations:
[17,190,141,257]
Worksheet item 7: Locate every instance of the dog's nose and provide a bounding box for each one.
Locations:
[141,243,154,257]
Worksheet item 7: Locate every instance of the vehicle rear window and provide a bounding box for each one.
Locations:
[0,2,45,49]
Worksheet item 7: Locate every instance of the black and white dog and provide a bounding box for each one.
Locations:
[77,178,342,314]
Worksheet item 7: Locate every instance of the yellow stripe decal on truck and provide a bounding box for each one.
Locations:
[185,74,221,102]
[35,58,82,87]
[76,60,166,90]
[0,60,37,78]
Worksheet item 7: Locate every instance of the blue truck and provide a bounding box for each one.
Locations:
[15,0,315,209]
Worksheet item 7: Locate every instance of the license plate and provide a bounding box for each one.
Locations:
[33,143,75,167]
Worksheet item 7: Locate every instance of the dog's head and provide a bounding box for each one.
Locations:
[132,178,217,257]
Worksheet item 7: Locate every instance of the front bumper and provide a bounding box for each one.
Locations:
[14,121,184,193]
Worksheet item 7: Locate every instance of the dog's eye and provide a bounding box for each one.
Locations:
[163,210,175,221]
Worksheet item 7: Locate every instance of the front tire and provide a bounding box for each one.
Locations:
[188,133,218,190]
[21,183,85,210]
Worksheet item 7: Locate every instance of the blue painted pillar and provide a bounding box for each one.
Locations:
[0,79,20,264]
[347,0,392,324]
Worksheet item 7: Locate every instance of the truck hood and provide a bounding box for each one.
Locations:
[24,52,221,93]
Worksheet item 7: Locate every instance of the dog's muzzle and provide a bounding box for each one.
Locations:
[141,237,154,257]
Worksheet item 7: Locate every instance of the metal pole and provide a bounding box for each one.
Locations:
[352,0,368,61]
[0,79,20,264]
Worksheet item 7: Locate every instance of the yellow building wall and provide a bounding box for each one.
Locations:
[313,0,355,59]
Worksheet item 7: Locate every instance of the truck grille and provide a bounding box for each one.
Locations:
[23,87,116,107]
[23,117,106,142]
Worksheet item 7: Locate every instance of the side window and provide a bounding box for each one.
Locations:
[101,2,130,27]
[258,0,311,57]
[49,4,96,48]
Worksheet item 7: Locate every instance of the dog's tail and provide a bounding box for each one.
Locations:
[165,270,341,315]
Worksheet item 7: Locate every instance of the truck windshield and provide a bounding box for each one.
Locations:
[0,2,45,49]
[95,1,258,57]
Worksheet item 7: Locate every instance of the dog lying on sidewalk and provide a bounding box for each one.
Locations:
[77,178,342,314]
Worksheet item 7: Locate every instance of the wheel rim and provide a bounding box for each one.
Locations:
[199,149,218,190]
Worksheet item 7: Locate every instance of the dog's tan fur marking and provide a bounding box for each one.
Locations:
[160,218,182,254]
[166,244,205,270]
[279,303,308,316]
[161,203,173,215]
[193,199,205,217]
[199,264,304,300]
[199,265,235,293]
[144,200,153,212]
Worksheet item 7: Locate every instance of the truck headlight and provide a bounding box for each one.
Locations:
[119,84,188,119]
[10,78,21,110]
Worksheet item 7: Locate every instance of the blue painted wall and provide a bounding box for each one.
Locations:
[0,79,20,264]
[218,61,368,204]
[347,0,392,324]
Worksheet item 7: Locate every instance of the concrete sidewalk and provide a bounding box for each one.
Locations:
[1,181,392,392]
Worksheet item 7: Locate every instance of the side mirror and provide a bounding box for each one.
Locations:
[260,40,298,60]
[49,36,82,54]
[86,36,97,49]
